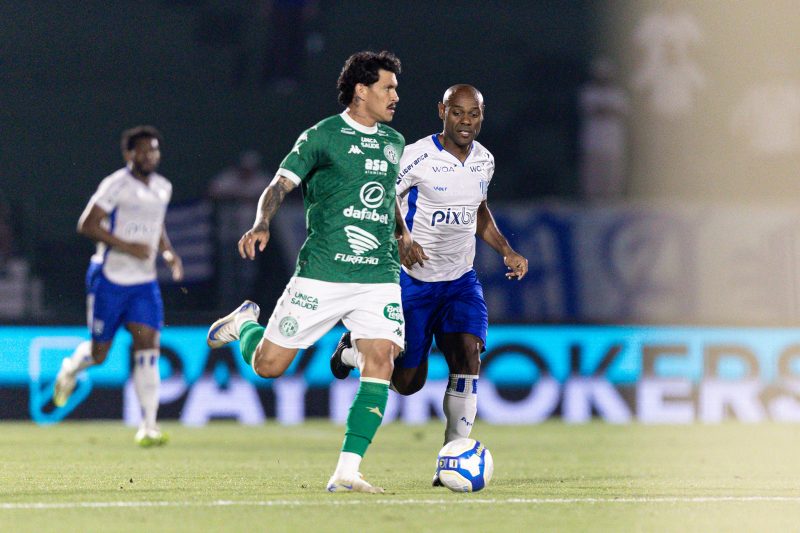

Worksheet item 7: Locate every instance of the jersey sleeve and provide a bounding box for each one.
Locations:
[88,175,125,214]
[395,145,425,197]
[276,126,326,186]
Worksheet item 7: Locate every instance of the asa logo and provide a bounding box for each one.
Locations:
[383,303,403,324]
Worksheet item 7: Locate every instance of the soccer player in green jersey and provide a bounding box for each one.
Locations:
[207,50,413,493]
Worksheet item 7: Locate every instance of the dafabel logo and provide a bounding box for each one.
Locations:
[342,182,388,224]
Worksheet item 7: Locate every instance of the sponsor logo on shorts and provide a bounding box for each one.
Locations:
[383,303,403,324]
[290,291,318,310]
[279,316,299,337]
[92,319,105,336]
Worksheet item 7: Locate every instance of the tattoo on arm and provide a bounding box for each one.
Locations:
[254,176,296,230]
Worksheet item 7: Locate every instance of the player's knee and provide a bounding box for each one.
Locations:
[392,377,424,396]
[252,352,287,379]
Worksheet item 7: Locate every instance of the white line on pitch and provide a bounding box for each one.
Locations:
[3,496,800,510]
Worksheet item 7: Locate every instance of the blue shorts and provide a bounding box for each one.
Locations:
[86,262,164,342]
[396,269,488,369]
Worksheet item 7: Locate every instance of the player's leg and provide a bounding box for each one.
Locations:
[54,264,118,407]
[327,283,405,494]
[126,322,166,446]
[437,332,483,443]
[207,299,300,377]
[435,270,488,445]
[126,281,169,446]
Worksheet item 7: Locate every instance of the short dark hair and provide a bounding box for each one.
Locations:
[337,50,401,106]
[121,125,163,153]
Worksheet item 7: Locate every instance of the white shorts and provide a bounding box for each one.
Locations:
[263,276,405,350]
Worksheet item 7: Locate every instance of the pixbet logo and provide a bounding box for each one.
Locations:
[431,207,476,226]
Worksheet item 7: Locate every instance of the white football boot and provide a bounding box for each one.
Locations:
[53,357,77,407]
[135,425,169,447]
[326,473,384,494]
[206,300,261,348]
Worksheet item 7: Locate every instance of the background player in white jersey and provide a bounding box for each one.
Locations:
[206,51,417,493]
[53,126,184,447]
[330,85,528,484]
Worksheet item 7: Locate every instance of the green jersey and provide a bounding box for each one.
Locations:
[277,111,405,284]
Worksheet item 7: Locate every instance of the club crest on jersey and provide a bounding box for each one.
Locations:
[383,303,403,324]
[383,144,399,164]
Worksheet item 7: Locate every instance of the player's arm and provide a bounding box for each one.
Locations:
[238,175,297,260]
[158,228,183,282]
[77,203,150,260]
[476,200,528,280]
[394,197,428,269]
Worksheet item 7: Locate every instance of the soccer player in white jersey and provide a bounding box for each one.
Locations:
[330,85,528,485]
[53,126,184,447]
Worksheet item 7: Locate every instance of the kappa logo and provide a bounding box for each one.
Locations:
[291,131,309,154]
[348,145,364,155]
[344,225,380,255]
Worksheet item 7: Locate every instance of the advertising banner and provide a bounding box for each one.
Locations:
[3,325,800,425]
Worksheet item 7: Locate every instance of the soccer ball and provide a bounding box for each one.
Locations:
[435,438,493,492]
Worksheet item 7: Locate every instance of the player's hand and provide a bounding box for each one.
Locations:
[504,251,528,280]
[398,234,428,269]
[239,225,270,260]
[123,242,152,260]
[163,251,184,282]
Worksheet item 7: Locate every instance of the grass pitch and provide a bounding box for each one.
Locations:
[2,421,800,532]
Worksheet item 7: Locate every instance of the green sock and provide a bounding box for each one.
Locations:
[342,379,389,457]
[238,321,264,366]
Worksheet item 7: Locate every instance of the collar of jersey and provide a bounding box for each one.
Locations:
[430,134,473,166]
[340,110,379,134]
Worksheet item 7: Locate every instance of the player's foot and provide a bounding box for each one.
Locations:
[432,471,443,487]
[329,332,354,379]
[207,300,261,348]
[326,472,384,494]
[53,357,77,407]
[135,427,169,447]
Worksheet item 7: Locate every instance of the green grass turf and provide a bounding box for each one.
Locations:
[2,421,800,532]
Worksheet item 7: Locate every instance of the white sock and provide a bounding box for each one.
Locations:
[332,451,362,480]
[340,345,364,372]
[66,340,95,375]
[133,349,160,430]
[443,374,479,444]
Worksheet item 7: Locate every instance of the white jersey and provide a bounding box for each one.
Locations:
[87,167,172,285]
[396,135,495,282]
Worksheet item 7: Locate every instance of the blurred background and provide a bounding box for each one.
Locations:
[3,0,800,425]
